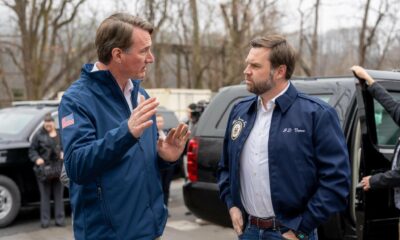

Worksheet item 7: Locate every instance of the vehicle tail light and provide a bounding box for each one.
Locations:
[187,137,199,182]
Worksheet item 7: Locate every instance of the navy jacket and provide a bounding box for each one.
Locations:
[217,83,350,234]
[59,64,167,240]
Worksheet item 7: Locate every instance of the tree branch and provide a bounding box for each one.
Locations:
[55,0,86,30]
[4,47,24,73]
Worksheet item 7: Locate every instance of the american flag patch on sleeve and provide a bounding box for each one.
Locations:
[62,113,75,129]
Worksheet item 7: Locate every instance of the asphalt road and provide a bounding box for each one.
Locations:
[0,179,236,240]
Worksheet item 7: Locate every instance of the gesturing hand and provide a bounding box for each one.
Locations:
[157,123,190,162]
[229,207,243,236]
[128,96,159,138]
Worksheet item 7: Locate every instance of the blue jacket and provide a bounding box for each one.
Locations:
[59,64,167,240]
[217,83,350,234]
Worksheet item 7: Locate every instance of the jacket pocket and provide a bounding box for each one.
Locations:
[97,185,115,230]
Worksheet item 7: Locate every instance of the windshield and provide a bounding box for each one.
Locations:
[0,111,37,135]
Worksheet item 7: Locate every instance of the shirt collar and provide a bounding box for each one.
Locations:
[92,61,133,93]
[91,62,100,72]
[125,79,134,94]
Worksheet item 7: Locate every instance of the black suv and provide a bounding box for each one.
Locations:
[183,70,400,240]
[0,101,60,227]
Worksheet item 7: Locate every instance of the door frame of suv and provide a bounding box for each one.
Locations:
[356,77,400,239]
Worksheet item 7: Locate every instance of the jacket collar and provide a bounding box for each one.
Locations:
[248,81,298,114]
[275,82,298,113]
[81,63,142,87]
[80,63,114,85]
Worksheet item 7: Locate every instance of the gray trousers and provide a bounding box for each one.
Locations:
[36,178,65,225]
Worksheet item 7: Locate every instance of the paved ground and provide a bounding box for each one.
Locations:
[0,179,236,240]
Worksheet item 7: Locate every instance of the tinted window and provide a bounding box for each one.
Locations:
[216,97,247,130]
[313,94,332,103]
[0,111,36,135]
[374,92,400,146]
[158,111,179,130]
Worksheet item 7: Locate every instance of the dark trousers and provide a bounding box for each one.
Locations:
[160,167,175,206]
[36,178,65,225]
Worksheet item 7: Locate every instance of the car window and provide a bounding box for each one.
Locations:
[158,111,179,130]
[313,94,332,103]
[216,93,332,130]
[374,91,400,146]
[216,97,246,130]
[0,111,37,135]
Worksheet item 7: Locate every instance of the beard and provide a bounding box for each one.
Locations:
[246,70,275,95]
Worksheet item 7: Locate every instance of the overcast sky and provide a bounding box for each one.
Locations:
[0,0,397,36]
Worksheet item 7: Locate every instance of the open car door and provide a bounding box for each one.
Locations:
[355,70,400,240]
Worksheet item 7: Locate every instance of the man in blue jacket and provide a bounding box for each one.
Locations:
[217,35,350,240]
[59,13,190,240]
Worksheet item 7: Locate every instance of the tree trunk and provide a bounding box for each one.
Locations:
[359,0,370,66]
[310,0,320,75]
[190,0,202,88]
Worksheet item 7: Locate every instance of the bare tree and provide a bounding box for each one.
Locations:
[219,0,280,85]
[375,19,398,69]
[296,0,312,76]
[141,0,169,88]
[0,65,13,106]
[295,0,320,76]
[0,0,91,100]
[310,0,320,75]
[189,0,202,88]
[358,0,388,66]
[220,0,252,85]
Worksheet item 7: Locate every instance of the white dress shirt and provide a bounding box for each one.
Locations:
[92,62,138,111]
[239,82,290,218]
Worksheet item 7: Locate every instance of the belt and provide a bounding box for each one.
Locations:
[249,216,280,229]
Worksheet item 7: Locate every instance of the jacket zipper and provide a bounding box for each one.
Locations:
[96,183,115,231]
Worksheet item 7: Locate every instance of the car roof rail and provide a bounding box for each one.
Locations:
[12,100,60,107]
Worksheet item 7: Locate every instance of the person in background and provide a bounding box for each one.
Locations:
[29,114,65,228]
[218,34,350,240]
[187,103,198,131]
[352,65,400,239]
[187,101,208,134]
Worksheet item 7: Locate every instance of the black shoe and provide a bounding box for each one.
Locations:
[41,223,49,228]
[55,222,65,227]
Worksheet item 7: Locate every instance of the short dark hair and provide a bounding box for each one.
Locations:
[188,103,197,112]
[44,113,54,122]
[95,13,153,64]
[250,34,296,79]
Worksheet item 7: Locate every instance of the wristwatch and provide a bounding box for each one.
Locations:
[294,231,309,240]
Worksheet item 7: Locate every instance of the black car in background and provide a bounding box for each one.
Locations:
[183,70,400,240]
[0,101,60,228]
[157,106,180,131]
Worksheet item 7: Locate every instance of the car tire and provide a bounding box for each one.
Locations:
[0,175,21,228]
